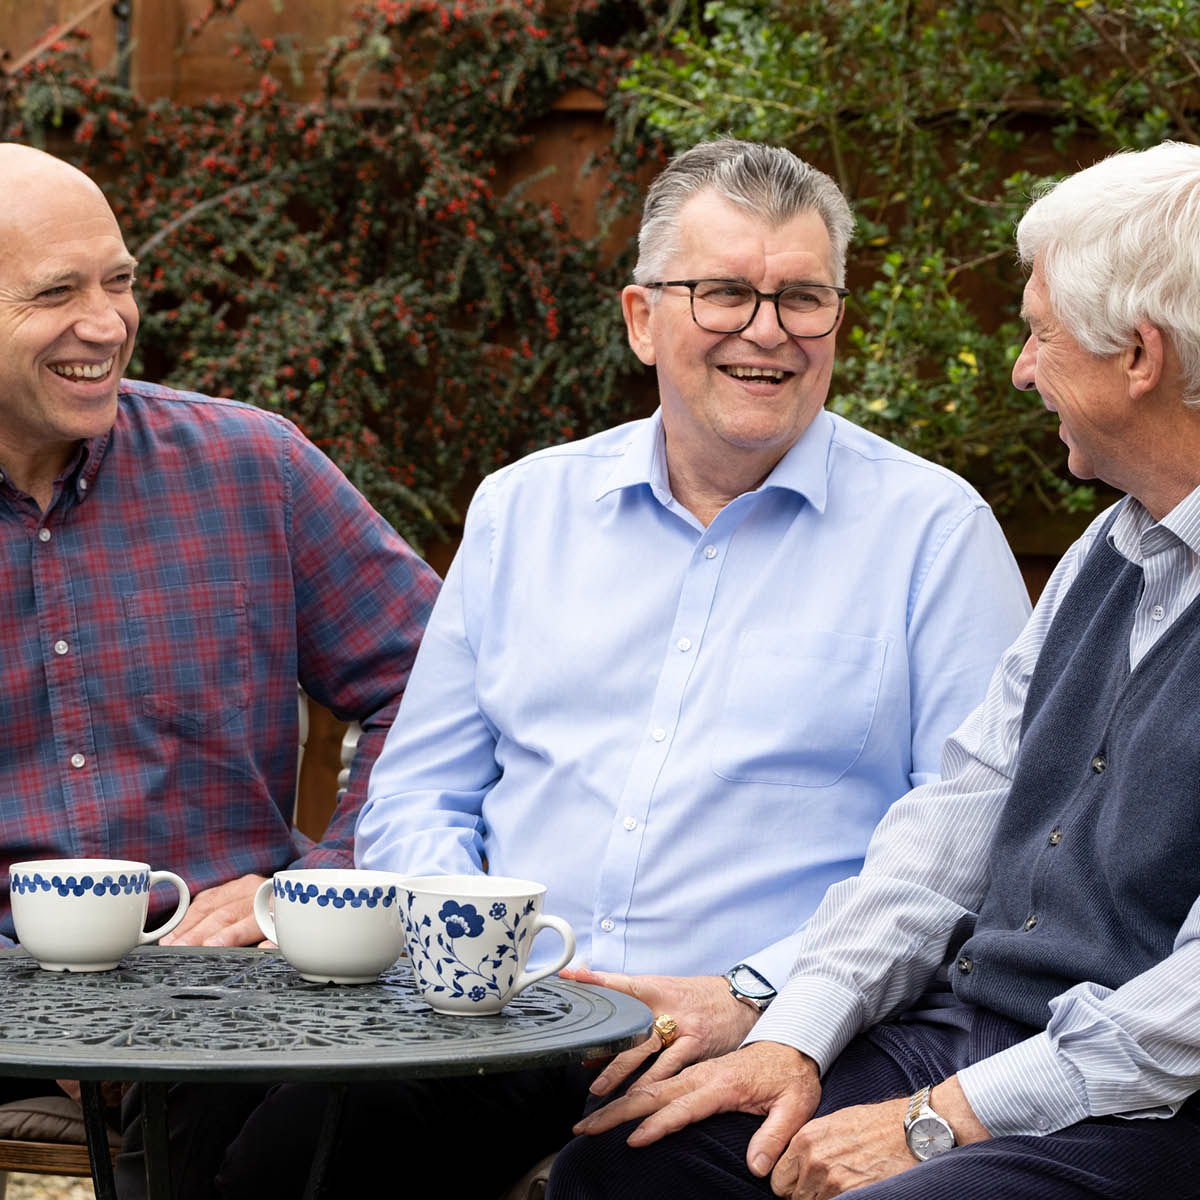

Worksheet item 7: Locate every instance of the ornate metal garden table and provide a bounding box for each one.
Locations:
[0,946,651,1200]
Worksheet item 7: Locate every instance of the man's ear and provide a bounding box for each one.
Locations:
[621,285,656,366]
[1126,322,1166,400]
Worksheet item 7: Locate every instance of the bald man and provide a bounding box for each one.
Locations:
[0,144,439,1195]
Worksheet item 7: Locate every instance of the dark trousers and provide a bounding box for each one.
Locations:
[547,1010,1200,1200]
[116,1064,595,1199]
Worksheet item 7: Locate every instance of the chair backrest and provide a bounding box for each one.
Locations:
[295,688,362,837]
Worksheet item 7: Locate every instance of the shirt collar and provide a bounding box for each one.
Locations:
[595,408,832,514]
[1109,484,1200,563]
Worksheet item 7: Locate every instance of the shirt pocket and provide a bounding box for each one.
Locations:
[123,581,251,734]
[712,629,887,788]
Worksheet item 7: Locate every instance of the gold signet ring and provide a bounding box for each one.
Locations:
[653,1013,679,1047]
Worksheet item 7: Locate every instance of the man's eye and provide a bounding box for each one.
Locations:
[109,273,136,288]
[698,283,751,304]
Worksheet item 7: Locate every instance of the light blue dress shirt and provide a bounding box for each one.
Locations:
[745,489,1200,1137]
[356,409,1030,983]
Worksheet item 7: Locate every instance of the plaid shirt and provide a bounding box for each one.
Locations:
[0,381,439,943]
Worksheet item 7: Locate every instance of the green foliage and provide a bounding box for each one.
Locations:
[617,0,1200,516]
[2,0,664,550]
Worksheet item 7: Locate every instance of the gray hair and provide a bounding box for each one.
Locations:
[1016,141,1200,404]
[633,139,855,287]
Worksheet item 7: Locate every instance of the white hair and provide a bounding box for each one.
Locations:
[1016,141,1200,404]
[633,139,854,287]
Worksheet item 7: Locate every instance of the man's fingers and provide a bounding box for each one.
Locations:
[589,1035,660,1096]
[747,1095,811,1181]
[203,914,265,948]
[561,965,641,999]
[625,1083,727,1148]
[575,1074,692,1136]
[634,1040,701,1088]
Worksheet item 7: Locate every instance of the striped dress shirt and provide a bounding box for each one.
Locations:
[746,487,1200,1138]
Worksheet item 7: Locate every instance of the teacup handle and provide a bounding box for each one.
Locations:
[138,871,191,944]
[252,879,277,943]
[511,914,576,996]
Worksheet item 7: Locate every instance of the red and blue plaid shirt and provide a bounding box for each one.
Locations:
[0,381,439,942]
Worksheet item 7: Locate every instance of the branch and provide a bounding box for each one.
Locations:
[133,168,313,260]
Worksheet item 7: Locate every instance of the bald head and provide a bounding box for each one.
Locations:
[0,143,115,237]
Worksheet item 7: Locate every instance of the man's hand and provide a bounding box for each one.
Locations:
[768,1075,990,1198]
[159,873,268,947]
[560,966,759,1096]
[574,1040,820,1176]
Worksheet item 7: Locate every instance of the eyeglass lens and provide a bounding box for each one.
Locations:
[692,280,841,337]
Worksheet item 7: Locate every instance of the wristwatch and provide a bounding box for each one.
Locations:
[903,1085,956,1161]
[722,963,776,1012]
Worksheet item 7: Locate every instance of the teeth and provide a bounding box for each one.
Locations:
[49,358,114,380]
[726,365,786,382]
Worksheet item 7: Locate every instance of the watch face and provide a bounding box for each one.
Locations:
[908,1116,954,1161]
[731,967,773,998]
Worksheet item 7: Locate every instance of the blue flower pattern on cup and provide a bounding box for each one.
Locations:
[438,900,485,938]
[10,872,149,897]
[273,878,396,909]
[403,894,538,1007]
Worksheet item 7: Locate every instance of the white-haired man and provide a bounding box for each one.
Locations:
[221,139,1031,1195]
[554,140,1200,1200]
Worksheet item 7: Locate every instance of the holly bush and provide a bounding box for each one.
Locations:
[617,0,1200,517]
[2,0,666,551]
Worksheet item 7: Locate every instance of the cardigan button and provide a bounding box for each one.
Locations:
[1048,828,1062,845]
[1090,754,1107,773]
[1023,914,1039,931]
[956,955,974,974]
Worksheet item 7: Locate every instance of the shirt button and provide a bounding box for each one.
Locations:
[622,816,637,831]
[1091,754,1107,773]
[69,753,86,769]
[1023,914,1039,931]
[53,640,69,656]
[1034,1116,1050,1131]
[600,918,615,932]
[78,478,89,492]
[704,545,717,559]
[1152,604,1165,621]
[651,727,666,742]
[676,637,692,653]
[1048,828,1062,845]
[957,955,974,974]
[37,529,51,543]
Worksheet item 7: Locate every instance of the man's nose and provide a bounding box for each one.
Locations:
[74,291,130,345]
[739,295,789,347]
[1012,335,1037,391]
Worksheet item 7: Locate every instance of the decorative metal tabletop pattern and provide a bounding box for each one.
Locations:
[0,947,650,1083]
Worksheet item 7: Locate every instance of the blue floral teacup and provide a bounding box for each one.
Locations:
[400,875,575,1015]
[9,858,191,972]
[253,868,407,984]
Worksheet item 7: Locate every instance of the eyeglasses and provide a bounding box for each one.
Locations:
[644,278,849,339]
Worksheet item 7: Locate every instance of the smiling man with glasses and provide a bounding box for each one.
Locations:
[212,140,1029,1196]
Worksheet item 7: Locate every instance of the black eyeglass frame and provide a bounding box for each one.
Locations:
[644,278,850,339]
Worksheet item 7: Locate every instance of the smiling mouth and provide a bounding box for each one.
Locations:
[48,357,116,381]
[719,365,793,384]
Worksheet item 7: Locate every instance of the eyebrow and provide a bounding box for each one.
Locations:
[27,256,139,293]
[704,274,836,289]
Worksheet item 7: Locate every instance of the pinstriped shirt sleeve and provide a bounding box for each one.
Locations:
[743,515,1103,1076]
[752,493,1200,1136]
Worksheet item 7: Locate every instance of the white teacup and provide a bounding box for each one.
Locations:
[253,869,407,984]
[400,875,575,1015]
[9,858,191,972]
